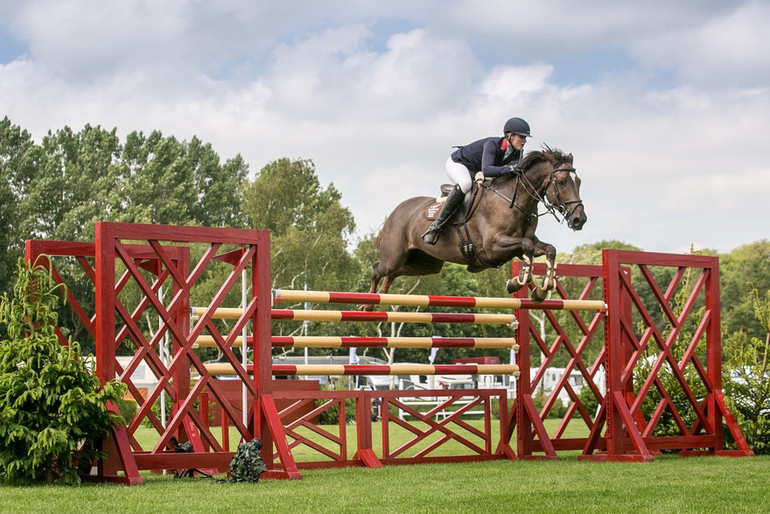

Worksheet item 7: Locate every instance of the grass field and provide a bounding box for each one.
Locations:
[2,419,769,513]
[2,455,768,513]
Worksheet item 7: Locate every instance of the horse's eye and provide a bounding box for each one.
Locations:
[557,179,567,187]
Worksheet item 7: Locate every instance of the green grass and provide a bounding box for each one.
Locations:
[131,414,594,463]
[2,455,769,513]
[3,419,769,513]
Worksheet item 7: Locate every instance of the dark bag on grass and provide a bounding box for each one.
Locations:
[228,438,267,483]
[169,436,212,479]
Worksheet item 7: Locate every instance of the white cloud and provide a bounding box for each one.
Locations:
[13,1,187,77]
[263,26,478,123]
[631,2,770,86]
[0,1,768,256]
[443,1,739,52]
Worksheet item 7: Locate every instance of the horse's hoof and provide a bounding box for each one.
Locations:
[531,287,548,303]
[357,304,374,312]
[506,279,524,294]
[540,278,555,292]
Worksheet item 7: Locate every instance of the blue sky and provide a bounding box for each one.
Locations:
[1,1,768,255]
[0,25,25,64]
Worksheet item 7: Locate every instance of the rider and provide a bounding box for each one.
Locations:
[421,117,532,245]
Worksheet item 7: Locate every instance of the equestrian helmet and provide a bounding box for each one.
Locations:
[503,117,531,137]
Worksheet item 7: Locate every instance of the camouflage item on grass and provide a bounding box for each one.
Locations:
[228,438,267,483]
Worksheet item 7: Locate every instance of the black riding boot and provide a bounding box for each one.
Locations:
[422,184,465,245]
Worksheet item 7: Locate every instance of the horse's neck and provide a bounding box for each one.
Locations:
[499,164,549,204]
[522,164,551,194]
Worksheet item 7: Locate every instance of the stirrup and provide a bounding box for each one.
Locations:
[422,226,440,245]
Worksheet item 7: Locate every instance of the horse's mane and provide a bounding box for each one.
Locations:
[521,145,571,170]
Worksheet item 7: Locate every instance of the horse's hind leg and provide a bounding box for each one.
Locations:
[366,260,384,294]
[377,276,395,295]
[359,261,385,311]
[360,259,402,310]
[360,251,444,310]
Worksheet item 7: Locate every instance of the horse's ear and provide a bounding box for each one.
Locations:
[568,153,573,164]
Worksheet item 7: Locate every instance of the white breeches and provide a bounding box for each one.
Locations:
[446,156,473,193]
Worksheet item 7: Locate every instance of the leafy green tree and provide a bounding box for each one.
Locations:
[0,258,125,484]
[721,240,770,343]
[242,158,358,292]
[118,131,248,227]
[188,139,249,228]
[723,286,770,454]
[12,125,125,347]
[6,121,249,242]
[0,117,43,298]
[1,121,250,351]
[559,239,642,265]
[16,124,122,242]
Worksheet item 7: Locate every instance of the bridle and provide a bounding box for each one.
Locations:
[543,163,584,227]
[483,161,584,227]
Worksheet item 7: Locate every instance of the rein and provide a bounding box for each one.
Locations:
[455,156,583,269]
[483,163,583,226]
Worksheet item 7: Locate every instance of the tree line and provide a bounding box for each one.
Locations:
[1,117,769,356]
[2,118,769,452]
[0,117,770,354]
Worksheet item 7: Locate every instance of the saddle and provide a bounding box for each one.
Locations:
[423,174,504,267]
[424,173,487,222]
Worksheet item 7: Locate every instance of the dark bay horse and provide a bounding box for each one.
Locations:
[365,147,587,304]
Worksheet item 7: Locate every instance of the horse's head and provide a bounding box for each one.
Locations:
[530,147,587,230]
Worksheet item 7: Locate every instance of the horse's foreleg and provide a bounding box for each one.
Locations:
[532,240,557,302]
[506,254,532,294]
[493,237,535,294]
[540,261,557,290]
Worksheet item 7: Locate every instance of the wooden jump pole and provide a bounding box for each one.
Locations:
[272,289,606,312]
[204,363,520,377]
[194,335,518,350]
[192,306,519,325]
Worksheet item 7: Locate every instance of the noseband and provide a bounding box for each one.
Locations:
[543,164,584,228]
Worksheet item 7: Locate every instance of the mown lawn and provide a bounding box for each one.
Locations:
[2,418,768,513]
[2,455,768,513]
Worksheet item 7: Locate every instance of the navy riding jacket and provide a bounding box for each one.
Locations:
[450,136,521,177]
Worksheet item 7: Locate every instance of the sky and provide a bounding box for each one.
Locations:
[1,1,769,255]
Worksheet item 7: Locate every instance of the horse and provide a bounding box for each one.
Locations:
[364,146,587,306]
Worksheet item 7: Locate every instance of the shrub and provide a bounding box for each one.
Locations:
[635,274,708,444]
[317,378,356,425]
[722,287,770,454]
[575,383,600,418]
[0,258,126,484]
[116,398,138,426]
[532,391,568,419]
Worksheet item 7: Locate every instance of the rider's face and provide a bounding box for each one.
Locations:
[510,134,527,151]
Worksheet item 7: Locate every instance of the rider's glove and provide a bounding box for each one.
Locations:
[509,164,522,175]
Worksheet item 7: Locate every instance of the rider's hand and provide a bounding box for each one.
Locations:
[509,164,522,175]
